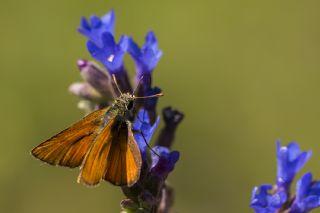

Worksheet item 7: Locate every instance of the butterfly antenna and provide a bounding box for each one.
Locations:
[112,74,123,95]
[134,93,164,99]
[132,76,144,96]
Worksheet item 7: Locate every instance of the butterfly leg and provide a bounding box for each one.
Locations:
[132,128,160,157]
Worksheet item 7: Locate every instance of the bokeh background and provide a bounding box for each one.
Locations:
[1,0,320,212]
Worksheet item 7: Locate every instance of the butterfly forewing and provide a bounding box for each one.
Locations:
[31,108,108,168]
[32,99,143,187]
[77,118,115,186]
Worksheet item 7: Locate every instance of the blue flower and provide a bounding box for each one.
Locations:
[133,109,160,160]
[128,31,162,80]
[250,140,317,213]
[250,184,287,213]
[78,10,115,47]
[73,9,183,213]
[290,173,320,213]
[87,32,128,74]
[276,140,312,191]
[151,146,180,179]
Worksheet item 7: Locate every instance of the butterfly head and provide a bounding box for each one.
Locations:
[110,75,163,119]
[114,93,135,114]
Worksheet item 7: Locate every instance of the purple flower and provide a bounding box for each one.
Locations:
[290,173,320,213]
[276,140,312,191]
[133,109,160,160]
[128,31,162,84]
[78,10,115,47]
[250,184,287,213]
[150,146,179,179]
[87,32,128,74]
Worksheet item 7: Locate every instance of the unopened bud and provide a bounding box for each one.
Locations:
[77,59,115,99]
[69,82,102,102]
[120,198,139,211]
[156,107,184,148]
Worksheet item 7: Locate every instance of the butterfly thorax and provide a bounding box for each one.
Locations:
[107,93,135,122]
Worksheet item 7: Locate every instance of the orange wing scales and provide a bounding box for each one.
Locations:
[104,122,142,186]
[125,128,142,186]
[78,119,142,186]
[32,107,142,187]
[31,108,108,168]
[104,135,127,185]
[77,119,114,186]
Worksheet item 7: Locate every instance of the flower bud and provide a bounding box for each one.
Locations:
[77,59,115,100]
[120,198,139,211]
[156,107,184,148]
[69,82,102,102]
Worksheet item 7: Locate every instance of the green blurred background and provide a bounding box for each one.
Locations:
[1,0,320,212]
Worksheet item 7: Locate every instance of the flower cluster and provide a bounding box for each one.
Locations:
[250,139,320,213]
[70,9,184,213]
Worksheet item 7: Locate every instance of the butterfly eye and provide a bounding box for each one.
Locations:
[127,101,134,110]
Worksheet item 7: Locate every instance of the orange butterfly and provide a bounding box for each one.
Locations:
[32,77,162,187]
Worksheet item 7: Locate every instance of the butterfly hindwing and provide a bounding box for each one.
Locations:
[31,108,108,168]
[104,121,142,186]
[123,123,142,186]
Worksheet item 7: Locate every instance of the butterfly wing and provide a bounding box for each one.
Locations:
[78,119,142,186]
[77,117,115,186]
[104,122,142,186]
[31,107,108,168]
